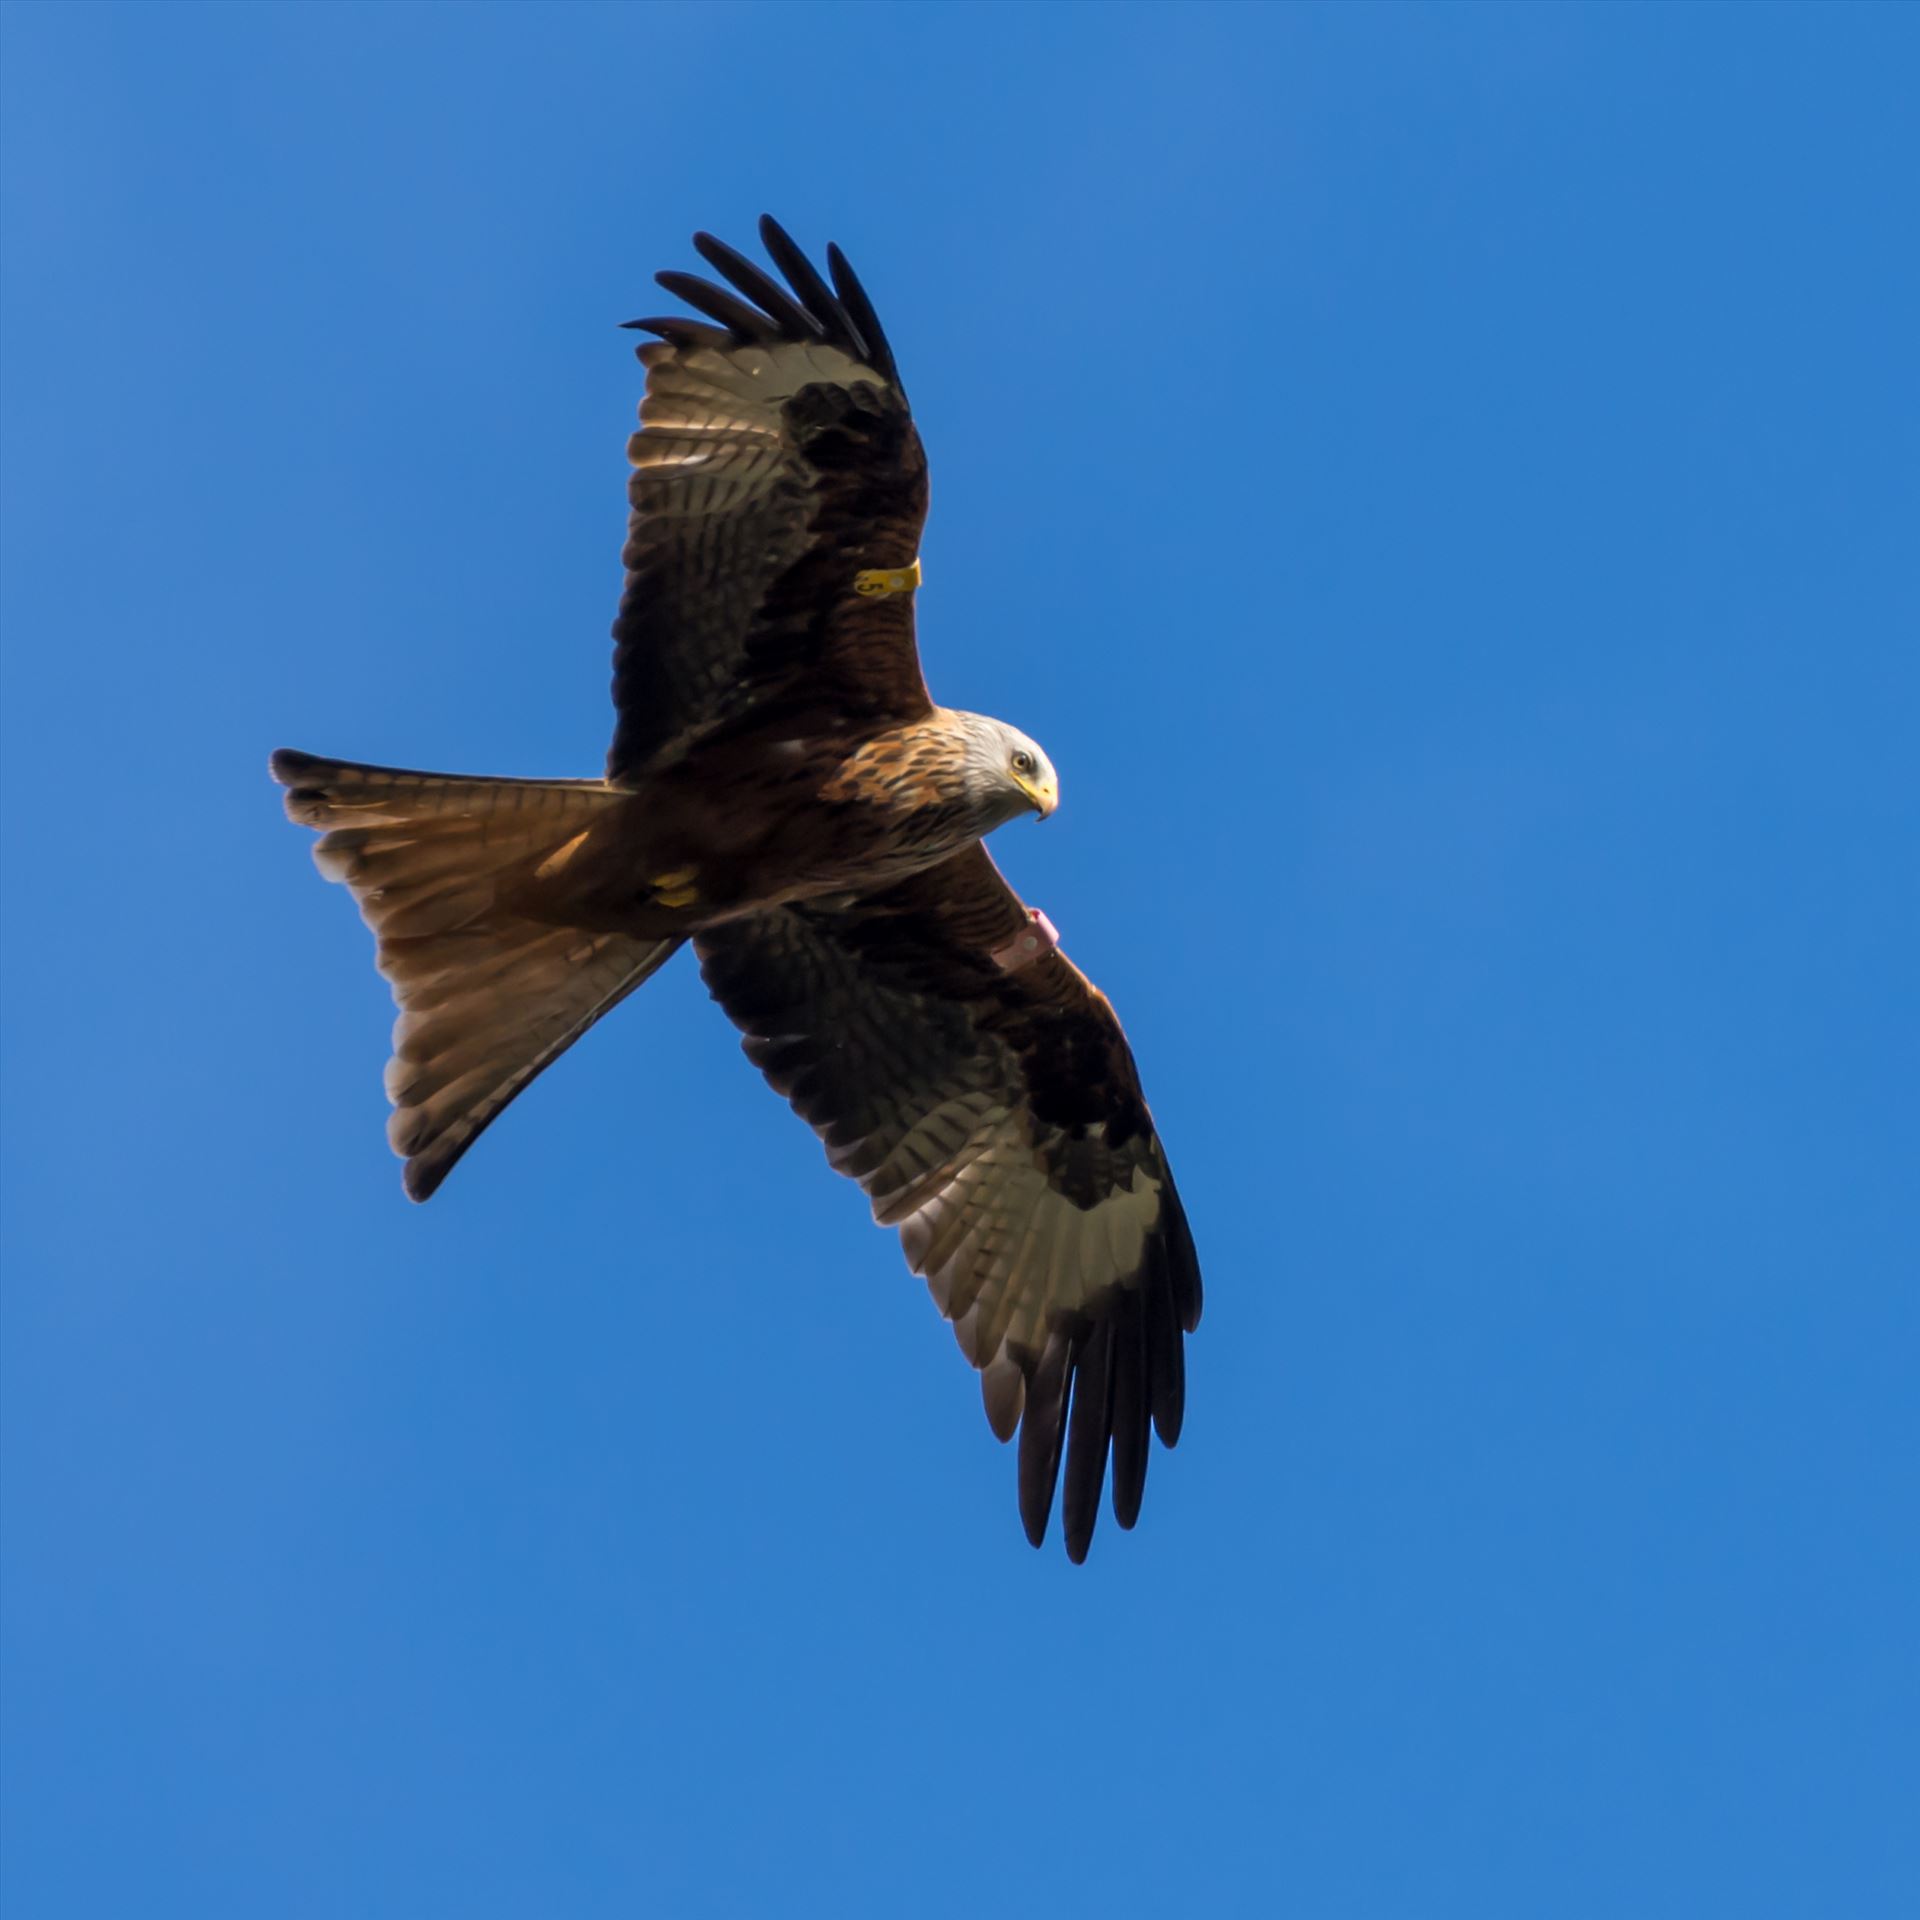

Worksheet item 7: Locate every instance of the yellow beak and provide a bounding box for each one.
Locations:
[1022,777,1059,819]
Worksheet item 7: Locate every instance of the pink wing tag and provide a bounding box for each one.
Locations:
[990,908,1061,974]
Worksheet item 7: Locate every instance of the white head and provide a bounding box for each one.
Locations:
[952,711,1060,830]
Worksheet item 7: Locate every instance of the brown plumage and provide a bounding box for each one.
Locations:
[272,217,1202,1561]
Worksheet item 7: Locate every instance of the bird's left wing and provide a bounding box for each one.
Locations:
[608,218,933,784]
[697,847,1203,1562]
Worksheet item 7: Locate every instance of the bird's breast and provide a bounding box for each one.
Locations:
[603,723,989,919]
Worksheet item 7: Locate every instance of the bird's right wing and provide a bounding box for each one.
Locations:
[608,217,934,784]
[697,846,1203,1562]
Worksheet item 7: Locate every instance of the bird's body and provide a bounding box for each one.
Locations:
[608,707,1056,926]
[273,219,1199,1561]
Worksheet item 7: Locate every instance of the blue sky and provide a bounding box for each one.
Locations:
[2,2,1915,1914]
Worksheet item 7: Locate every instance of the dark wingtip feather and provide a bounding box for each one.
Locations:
[1163,1184,1204,1332]
[692,230,822,340]
[622,315,733,350]
[1147,1243,1187,1449]
[652,268,778,342]
[1061,1318,1114,1564]
[825,241,902,389]
[1108,1287,1151,1530]
[639,220,905,390]
[757,215,859,351]
[1017,1329,1072,1549]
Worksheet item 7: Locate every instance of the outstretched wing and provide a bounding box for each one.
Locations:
[609,217,933,784]
[697,847,1203,1563]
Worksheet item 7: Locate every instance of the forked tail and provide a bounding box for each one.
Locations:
[271,749,678,1199]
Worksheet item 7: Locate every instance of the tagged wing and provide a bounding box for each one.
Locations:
[609,217,932,783]
[696,846,1202,1563]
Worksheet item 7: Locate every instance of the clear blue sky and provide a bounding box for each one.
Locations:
[2,3,1914,1914]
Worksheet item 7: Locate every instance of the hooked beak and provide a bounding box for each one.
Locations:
[1024,778,1059,820]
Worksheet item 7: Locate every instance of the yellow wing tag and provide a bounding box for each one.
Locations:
[853,558,923,598]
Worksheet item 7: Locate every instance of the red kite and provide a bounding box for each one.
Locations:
[273,219,1202,1560]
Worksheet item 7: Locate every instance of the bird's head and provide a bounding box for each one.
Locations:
[956,713,1060,827]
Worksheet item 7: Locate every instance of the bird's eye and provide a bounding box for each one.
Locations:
[1012,750,1037,776]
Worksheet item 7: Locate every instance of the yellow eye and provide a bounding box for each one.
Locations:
[1012,750,1037,776]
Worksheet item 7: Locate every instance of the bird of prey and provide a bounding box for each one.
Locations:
[272,217,1201,1561]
